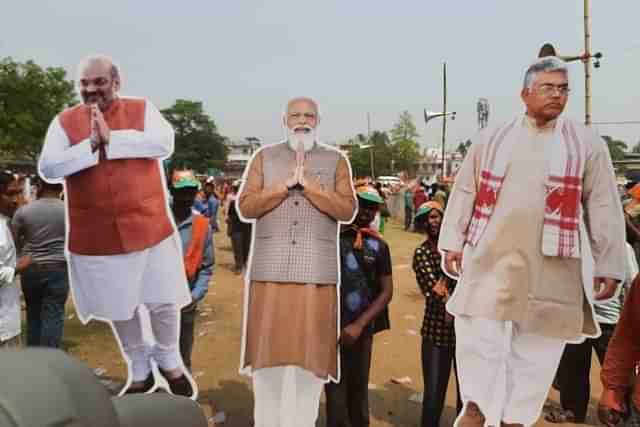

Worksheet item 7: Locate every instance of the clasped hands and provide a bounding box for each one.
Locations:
[284,141,308,191]
[89,104,110,152]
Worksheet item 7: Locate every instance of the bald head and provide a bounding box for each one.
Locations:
[77,55,120,82]
[77,54,121,111]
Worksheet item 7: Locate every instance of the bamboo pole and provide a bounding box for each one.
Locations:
[584,0,592,125]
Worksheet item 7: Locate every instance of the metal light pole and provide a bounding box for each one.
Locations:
[441,62,447,180]
[538,0,602,125]
[367,112,375,178]
[423,63,456,181]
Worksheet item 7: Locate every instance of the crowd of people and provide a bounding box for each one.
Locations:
[1,53,639,427]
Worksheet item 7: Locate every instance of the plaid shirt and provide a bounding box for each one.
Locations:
[412,238,456,347]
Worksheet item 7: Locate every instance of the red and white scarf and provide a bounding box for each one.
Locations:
[466,117,586,259]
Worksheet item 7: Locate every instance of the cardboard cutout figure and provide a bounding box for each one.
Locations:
[38,55,196,399]
[438,57,626,427]
[236,97,357,426]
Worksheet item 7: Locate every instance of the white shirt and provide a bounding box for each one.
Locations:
[0,214,20,341]
[38,97,174,182]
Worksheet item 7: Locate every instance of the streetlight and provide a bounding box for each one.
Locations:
[538,0,602,125]
[424,62,456,180]
[358,144,375,178]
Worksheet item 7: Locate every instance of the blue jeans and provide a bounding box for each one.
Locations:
[21,265,69,348]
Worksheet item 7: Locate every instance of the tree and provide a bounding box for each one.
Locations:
[389,111,421,174]
[602,135,628,162]
[631,140,640,154]
[390,111,419,144]
[0,57,77,161]
[161,100,228,174]
[346,131,394,177]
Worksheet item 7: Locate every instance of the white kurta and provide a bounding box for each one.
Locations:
[38,98,190,322]
[0,215,20,341]
[440,116,625,341]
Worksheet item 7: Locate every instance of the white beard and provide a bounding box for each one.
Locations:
[286,127,317,152]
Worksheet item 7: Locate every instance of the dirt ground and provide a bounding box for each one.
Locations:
[61,220,606,426]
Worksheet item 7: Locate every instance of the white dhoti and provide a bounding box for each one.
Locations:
[454,316,565,427]
[68,233,191,322]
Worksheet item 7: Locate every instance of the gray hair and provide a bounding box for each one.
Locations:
[285,97,320,116]
[523,56,568,89]
[282,96,322,127]
[76,54,120,82]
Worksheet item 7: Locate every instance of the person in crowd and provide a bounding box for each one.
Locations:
[169,170,214,374]
[546,242,638,423]
[413,201,462,427]
[325,183,393,426]
[413,184,428,215]
[598,275,640,427]
[226,181,251,274]
[439,56,625,426]
[203,180,220,232]
[624,183,640,263]
[404,186,414,231]
[11,180,68,348]
[0,171,29,348]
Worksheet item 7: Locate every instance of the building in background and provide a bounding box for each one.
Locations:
[223,137,262,178]
[415,148,463,179]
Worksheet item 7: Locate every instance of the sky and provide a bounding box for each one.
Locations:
[2,1,640,150]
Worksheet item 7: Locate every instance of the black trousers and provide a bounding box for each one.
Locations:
[231,231,247,270]
[325,334,373,427]
[179,308,198,371]
[557,323,615,422]
[421,337,462,427]
[405,206,413,230]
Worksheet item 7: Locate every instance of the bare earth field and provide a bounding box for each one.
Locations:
[60,220,606,426]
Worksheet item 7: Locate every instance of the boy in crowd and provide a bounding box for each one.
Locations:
[325,183,393,426]
[170,170,214,374]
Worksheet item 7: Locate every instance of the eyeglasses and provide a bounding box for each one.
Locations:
[535,84,570,96]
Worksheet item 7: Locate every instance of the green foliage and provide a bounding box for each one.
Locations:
[602,135,628,161]
[390,110,419,144]
[346,131,396,177]
[161,100,228,174]
[391,138,421,173]
[0,57,77,161]
[632,140,640,154]
[389,111,421,174]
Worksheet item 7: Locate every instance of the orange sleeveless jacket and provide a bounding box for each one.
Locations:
[184,214,210,282]
[58,98,173,255]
